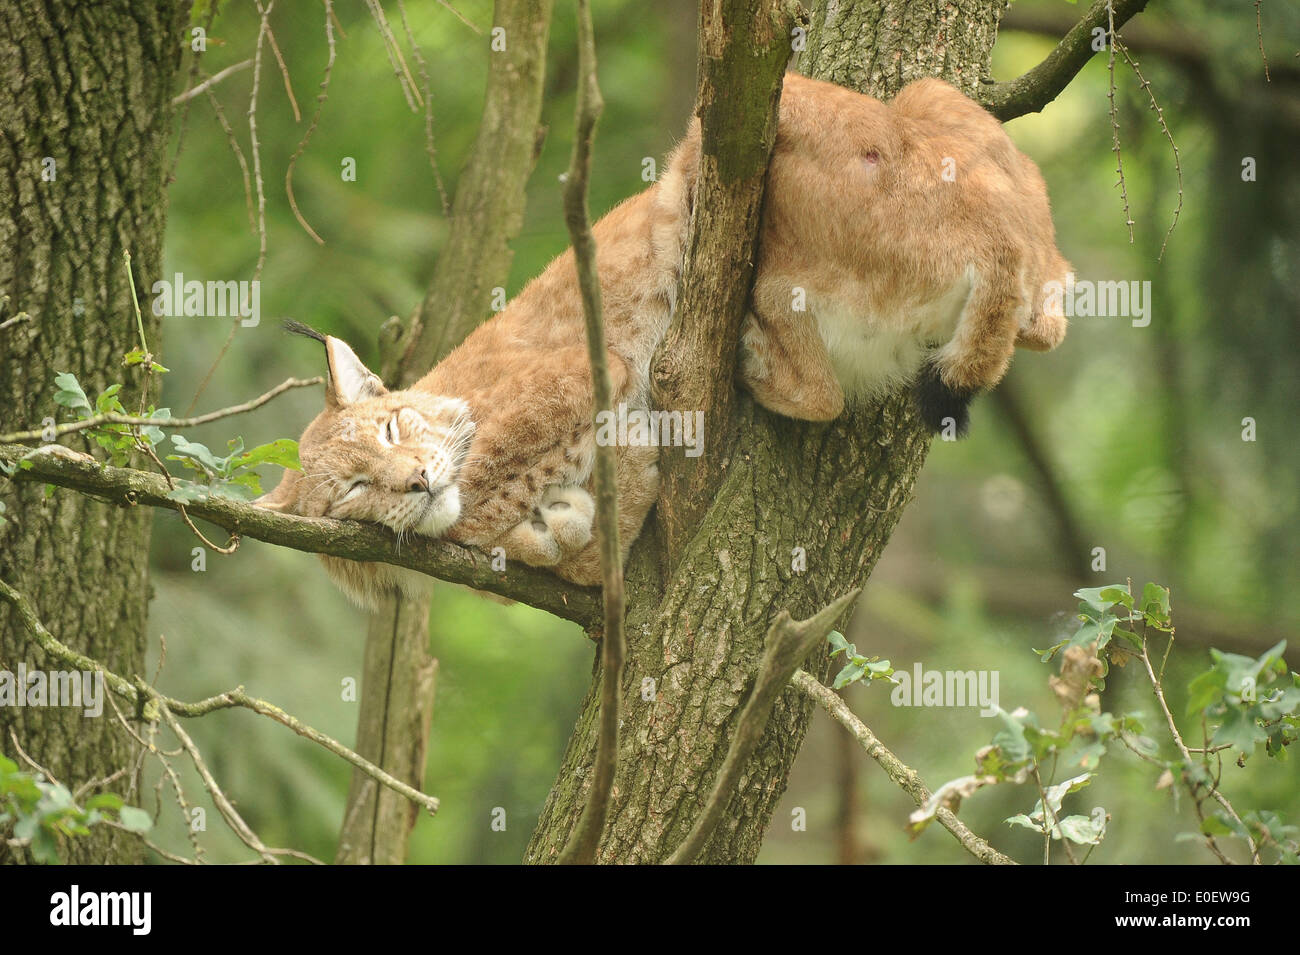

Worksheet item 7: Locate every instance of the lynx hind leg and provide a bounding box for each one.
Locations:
[499,484,595,568]
[738,305,845,422]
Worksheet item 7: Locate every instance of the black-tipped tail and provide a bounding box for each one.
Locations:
[912,362,976,437]
[283,319,327,344]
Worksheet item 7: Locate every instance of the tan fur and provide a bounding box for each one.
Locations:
[260,74,1069,607]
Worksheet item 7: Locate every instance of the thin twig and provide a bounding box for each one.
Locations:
[792,670,1017,865]
[1255,1,1271,82]
[0,376,321,444]
[1139,644,1260,864]
[1114,33,1182,260]
[1107,1,1135,244]
[556,0,619,866]
[286,0,338,244]
[254,0,301,122]
[171,59,254,106]
[0,577,441,820]
[397,0,451,217]
[158,701,278,863]
[364,0,421,110]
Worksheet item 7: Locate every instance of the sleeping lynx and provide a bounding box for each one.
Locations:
[258,74,1070,607]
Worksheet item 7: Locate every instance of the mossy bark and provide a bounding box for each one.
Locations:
[0,0,188,863]
[526,0,1006,864]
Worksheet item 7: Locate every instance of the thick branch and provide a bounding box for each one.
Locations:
[667,588,860,864]
[555,0,623,867]
[649,0,801,559]
[791,669,1016,866]
[0,443,599,626]
[983,0,1150,121]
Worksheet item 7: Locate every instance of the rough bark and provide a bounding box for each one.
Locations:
[525,0,1006,864]
[337,0,554,863]
[0,0,188,863]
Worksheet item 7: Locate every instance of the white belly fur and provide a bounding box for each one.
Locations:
[816,266,975,396]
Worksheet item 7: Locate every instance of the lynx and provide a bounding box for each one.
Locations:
[258,74,1070,607]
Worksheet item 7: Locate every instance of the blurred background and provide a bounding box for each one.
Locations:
[144,0,1299,863]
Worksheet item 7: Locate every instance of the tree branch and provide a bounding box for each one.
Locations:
[667,588,860,864]
[0,443,599,627]
[983,0,1151,121]
[555,0,623,867]
[0,376,322,445]
[0,575,441,820]
[790,669,1016,865]
[649,0,801,559]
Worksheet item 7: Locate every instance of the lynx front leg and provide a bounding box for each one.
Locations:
[498,484,595,567]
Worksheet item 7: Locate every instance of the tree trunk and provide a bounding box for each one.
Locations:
[337,0,553,863]
[0,0,187,863]
[526,0,1005,864]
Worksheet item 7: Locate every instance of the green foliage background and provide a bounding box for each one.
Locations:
[135,0,1300,863]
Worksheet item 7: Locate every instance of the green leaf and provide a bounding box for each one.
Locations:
[52,372,92,417]
[1212,706,1267,753]
[116,806,153,834]
[85,793,125,811]
[231,438,301,473]
[1186,668,1227,718]
[1140,583,1172,628]
[1057,810,1107,845]
[167,435,224,475]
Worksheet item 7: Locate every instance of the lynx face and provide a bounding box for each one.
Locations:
[297,396,474,536]
[258,329,475,541]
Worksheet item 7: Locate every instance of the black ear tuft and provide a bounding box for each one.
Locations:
[284,320,327,345]
[912,362,977,438]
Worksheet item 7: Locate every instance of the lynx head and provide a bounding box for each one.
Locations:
[257,322,475,543]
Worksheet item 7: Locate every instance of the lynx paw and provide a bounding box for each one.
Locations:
[501,484,595,567]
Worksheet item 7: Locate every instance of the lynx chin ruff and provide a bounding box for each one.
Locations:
[259,73,1070,608]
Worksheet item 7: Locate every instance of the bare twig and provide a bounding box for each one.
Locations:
[203,86,257,233]
[254,0,301,121]
[171,59,254,106]
[556,0,618,866]
[1114,33,1183,260]
[1138,644,1260,864]
[0,577,443,820]
[158,702,278,863]
[364,0,421,110]
[1107,2,1135,244]
[667,589,861,865]
[1255,1,1271,82]
[286,0,338,244]
[791,669,1017,865]
[0,376,322,444]
[397,0,451,217]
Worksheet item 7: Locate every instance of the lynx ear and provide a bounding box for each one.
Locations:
[255,468,302,513]
[324,336,386,407]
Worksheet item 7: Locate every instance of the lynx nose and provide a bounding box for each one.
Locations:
[407,468,432,495]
